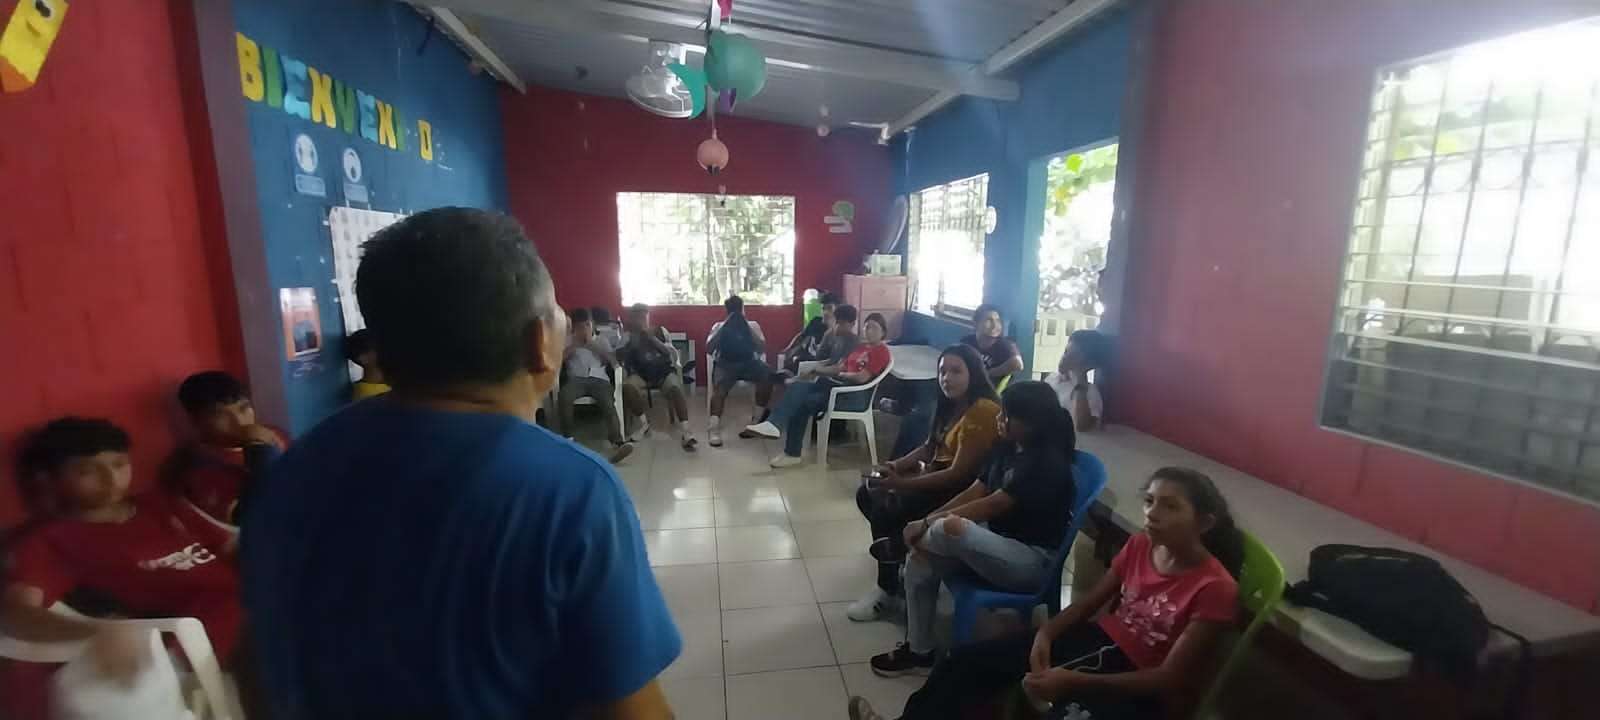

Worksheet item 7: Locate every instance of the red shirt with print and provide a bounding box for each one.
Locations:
[1097,532,1238,668]
[842,343,891,379]
[4,492,243,659]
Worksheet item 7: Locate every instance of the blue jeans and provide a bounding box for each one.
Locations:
[771,379,869,457]
[904,517,1052,654]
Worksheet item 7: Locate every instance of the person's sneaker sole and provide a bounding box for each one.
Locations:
[608,443,635,464]
[868,663,932,679]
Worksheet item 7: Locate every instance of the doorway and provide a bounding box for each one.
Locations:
[1033,141,1118,376]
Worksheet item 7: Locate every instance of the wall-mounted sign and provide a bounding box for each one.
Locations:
[291,133,325,197]
[280,287,322,360]
[236,31,435,163]
[824,199,854,234]
[341,147,368,203]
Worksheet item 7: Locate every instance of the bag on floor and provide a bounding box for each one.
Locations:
[1284,544,1488,681]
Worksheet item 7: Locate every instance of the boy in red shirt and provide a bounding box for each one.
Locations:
[1,417,244,716]
[166,371,285,525]
[746,308,893,468]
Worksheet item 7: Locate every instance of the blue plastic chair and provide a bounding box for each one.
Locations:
[947,450,1109,643]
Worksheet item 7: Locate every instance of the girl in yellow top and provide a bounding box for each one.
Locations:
[346,330,391,400]
[849,344,1002,621]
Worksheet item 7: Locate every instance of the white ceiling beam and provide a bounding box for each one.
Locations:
[424,0,1020,101]
[421,6,528,93]
[886,0,1120,138]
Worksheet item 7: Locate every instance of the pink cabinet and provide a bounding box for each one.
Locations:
[842,274,908,340]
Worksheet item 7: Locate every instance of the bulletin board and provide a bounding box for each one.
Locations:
[327,206,406,335]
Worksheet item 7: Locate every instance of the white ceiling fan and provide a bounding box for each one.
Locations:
[625,40,694,118]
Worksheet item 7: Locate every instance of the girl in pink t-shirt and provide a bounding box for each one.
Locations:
[848,467,1241,720]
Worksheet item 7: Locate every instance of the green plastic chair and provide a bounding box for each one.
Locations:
[1193,530,1286,718]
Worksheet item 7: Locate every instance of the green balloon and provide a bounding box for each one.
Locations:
[667,62,707,118]
[705,31,767,100]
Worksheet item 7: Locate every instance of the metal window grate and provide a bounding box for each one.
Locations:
[910,173,990,315]
[617,192,795,306]
[1320,17,1600,505]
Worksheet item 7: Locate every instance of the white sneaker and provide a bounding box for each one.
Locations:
[627,416,650,442]
[769,453,804,469]
[745,421,781,439]
[708,427,723,447]
[847,587,891,622]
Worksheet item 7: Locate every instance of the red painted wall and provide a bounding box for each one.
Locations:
[0,1,238,528]
[501,86,893,373]
[1118,0,1600,612]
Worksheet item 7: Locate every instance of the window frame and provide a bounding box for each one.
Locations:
[908,173,991,320]
[616,191,797,308]
[1316,18,1600,507]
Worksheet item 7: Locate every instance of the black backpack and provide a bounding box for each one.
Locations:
[1284,544,1531,714]
[713,316,757,362]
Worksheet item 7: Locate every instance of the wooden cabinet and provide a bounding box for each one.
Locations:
[842,274,909,340]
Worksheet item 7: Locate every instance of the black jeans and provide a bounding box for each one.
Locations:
[897,622,1161,720]
[855,484,959,595]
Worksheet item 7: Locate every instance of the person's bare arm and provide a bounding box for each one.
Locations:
[582,679,674,720]
[989,355,1024,380]
[879,444,931,475]
[1025,620,1229,700]
[1,583,97,643]
[933,487,1015,525]
[1029,568,1123,672]
[885,431,991,494]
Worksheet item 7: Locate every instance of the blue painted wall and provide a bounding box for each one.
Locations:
[234,0,508,433]
[895,9,1132,364]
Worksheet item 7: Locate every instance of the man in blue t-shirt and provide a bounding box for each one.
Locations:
[241,208,680,719]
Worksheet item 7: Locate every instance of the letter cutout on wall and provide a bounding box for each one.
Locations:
[391,107,408,152]
[417,119,434,162]
[262,45,282,108]
[236,32,263,102]
[376,101,397,150]
[357,90,378,143]
[279,53,310,120]
[0,0,69,93]
[308,67,337,129]
[332,80,356,134]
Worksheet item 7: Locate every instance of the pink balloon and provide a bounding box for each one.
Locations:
[697,133,729,175]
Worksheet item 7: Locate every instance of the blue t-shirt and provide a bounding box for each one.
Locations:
[241,399,680,719]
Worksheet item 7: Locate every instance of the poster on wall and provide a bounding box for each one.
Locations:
[280,287,322,360]
[327,206,406,335]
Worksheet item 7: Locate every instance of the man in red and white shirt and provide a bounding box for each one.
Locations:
[1,417,243,718]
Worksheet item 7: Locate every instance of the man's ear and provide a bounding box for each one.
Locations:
[526,318,555,376]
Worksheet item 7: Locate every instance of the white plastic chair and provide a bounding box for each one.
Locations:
[0,606,238,720]
[810,355,895,468]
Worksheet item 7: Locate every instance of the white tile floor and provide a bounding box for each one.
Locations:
[570,393,1067,719]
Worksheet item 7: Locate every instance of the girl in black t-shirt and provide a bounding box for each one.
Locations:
[868,381,1078,676]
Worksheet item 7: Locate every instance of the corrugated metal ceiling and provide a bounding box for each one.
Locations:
[424,0,1086,129]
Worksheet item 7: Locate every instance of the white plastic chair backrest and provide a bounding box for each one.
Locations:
[0,606,236,720]
[50,624,190,720]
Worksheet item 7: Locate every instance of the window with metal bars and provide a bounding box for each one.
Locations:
[909,174,990,317]
[616,192,795,306]
[1320,18,1600,504]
